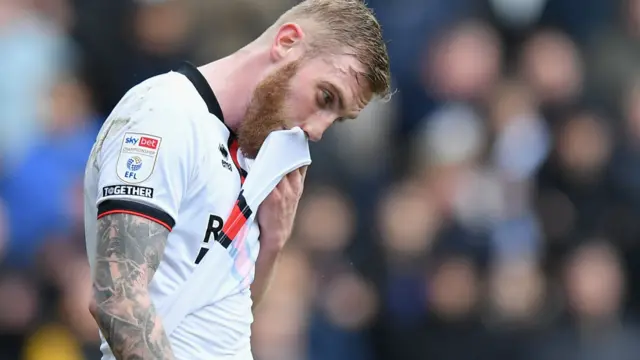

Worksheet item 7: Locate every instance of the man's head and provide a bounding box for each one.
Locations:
[237,0,391,158]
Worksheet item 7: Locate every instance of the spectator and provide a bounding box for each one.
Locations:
[0,76,99,268]
[532,241,640,360]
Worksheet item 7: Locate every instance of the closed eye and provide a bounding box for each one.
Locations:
[318,89,335,108]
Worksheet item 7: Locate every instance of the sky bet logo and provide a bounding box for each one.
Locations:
[125,136,158,150]
[118,132,160,184]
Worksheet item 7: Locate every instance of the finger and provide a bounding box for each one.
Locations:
[278,173,293,193]
[289,170,305,196]
[276,179,288,192]
[269,182,284,198]
[290,172,305,194]
[288,168,302,184]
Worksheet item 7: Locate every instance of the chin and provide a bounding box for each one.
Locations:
[241,149,259,160]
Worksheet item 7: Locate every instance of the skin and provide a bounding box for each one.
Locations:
[200,22,372,145]
[284,53,371,140]
[90,214,174,360]
[252,167,307,309]
[240,23,372,308]
[89,21,373,357]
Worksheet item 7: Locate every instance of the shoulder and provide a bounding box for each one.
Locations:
[113,72,212,136]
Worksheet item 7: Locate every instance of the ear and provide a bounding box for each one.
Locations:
[271,23,305,62]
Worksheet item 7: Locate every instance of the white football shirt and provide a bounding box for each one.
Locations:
[84,63,259,359]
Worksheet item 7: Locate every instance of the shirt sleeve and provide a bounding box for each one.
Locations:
[94,93,195,232]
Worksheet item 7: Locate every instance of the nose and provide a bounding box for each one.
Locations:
[304,128,323,142]
[302,115,333,142]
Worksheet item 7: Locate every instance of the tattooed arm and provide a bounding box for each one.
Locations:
[89,213,175,360]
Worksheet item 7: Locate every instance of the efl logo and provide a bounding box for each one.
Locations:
[139,137,158,149]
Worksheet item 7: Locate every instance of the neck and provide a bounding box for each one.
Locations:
[198,45,269,132]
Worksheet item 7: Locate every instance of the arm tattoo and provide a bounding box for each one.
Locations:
[92,213,175,360]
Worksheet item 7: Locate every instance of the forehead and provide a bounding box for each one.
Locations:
[302,53,364,74]
[297,54,372,104]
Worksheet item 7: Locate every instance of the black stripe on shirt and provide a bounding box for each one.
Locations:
[97,199,176,231]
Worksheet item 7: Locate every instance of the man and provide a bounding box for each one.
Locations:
[83,0,390,359]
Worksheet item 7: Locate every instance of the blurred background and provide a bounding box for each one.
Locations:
[2,0,640,359]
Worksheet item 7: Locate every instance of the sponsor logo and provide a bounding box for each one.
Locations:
[221,159,232,171]
[195,214,225,264]
[125,136,139,145]
[219,143,229,159]
[103,185,154,198]
[117,132,161,184]
[124,135,158,149]
[140,136,158,149]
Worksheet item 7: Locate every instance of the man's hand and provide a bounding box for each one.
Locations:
[257,166,307,251]
[90,213,175,360]
[252,166,307,309]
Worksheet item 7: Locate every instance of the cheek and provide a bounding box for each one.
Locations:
[285,89,318,124]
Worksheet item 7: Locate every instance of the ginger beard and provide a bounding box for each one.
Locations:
[237,60,300,159]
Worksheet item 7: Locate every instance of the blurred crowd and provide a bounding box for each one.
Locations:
[1,0,640,359]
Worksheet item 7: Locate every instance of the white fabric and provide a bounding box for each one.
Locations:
[162,127,311,336]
